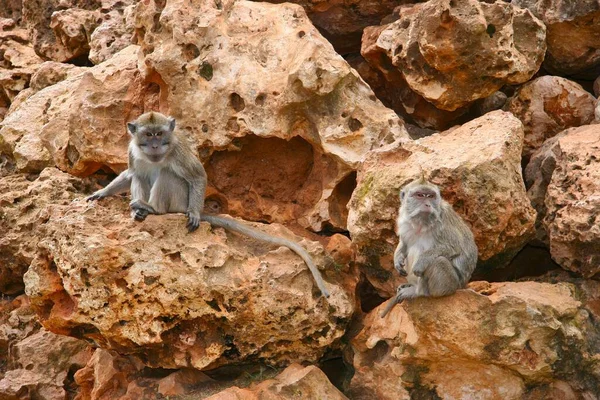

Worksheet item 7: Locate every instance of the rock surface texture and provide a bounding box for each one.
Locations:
[361,0,546,112]
[525,125,600,278]
[348,281,600,399]
[507,76,597,162]
[348,111,536,294]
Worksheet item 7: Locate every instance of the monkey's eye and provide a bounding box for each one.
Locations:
[146,132,152,137]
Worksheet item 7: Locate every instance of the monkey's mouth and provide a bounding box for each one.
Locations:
[147,154,164,162]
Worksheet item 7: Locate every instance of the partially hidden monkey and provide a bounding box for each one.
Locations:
[380,177,478,317]
[86,112,330,298]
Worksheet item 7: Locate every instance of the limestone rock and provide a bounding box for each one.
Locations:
[363,0,546,111]
[89,0,136,64]
[206,364,347,400]
[22,0,101,62]
[0,329,92,400]
[507,76,596,162]
[348,281,600,399]
[525,125,600,278]
[0,45,155,174]
[348,111,535,294]
[29,60,86,91]
[0,168,94,295]
[49,8,101,62]
[133,0,408,232]
[23,170,355,369]
[514,0,600,78]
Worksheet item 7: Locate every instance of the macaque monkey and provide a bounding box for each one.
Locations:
[380,177,478,317]
[87,112,330,298]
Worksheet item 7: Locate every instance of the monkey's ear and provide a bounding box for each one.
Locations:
[127,122,137,136]
[167,117,176,133]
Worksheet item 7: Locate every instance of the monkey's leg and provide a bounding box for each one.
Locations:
[86,170,131,201]
[393,241,408,276]
[130,176,153,221]
[423,256,461,297]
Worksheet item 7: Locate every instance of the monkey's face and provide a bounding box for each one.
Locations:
[401,183,441,220]
[128,117,176,163]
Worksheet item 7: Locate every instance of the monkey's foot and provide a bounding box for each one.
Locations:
[130,200,156,213]
[395,266,408,277]
[131,208,149,221]
[186,211,200,232]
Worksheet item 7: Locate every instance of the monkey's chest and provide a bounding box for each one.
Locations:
[401,226,434,274]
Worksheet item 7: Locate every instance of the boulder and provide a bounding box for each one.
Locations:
[132,0,408,232]
[24,169,356,370]
[348,281,600,399]
[525,124,600,278]
[49,8,101,62]
[514,0,600,78]
[89,0,136,64]
[506,76,596,162]
[360,0,546,112]
[347,111,535,294]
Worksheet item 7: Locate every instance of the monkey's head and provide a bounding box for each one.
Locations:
[128,112,176,163]
[400,179,442,220]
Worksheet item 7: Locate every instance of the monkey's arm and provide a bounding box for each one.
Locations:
[184,165,207,232]
[86,170,132,201]
[202,214,330,298]
[393,240,408,276]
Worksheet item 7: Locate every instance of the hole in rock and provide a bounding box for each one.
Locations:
[357,276,386,313]
[486,24,496,38]
[328,171,357,231]
[348,118,363,132]
[205,194,228,214]
[184,43,200,61]
[65,53,93,67]
[319,357,353,393]
[229,93,245,112]
[255,93,266,106]
[199,62,213,81]
[205,135,321,224]
[298,30,305,38]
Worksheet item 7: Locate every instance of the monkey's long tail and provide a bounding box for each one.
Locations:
[201,214,330,298]
[380,297,398,318]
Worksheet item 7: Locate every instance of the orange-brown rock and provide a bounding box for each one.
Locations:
[23,168,356,370]
[514,0,600,78]
[525,125,600,278]
[507,76,596,162]
[362,0,546,112]
[0,169,94,295]
[348,281,600,399]
[133,0,408,232]
[49,8,101,62]
[22,0,101,62]
[0,45,154,174]
[347,111,535,294]
[89,1,135,64]
[205,363,347,400]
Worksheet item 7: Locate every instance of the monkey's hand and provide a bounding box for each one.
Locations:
[186,211,200,232]
[394,253,408,276]
[86,191,105,202]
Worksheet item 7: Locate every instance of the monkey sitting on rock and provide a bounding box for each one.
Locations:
[380,177,478,317]
[87,112,330,298]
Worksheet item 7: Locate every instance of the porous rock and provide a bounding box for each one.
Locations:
[507,76,596,162]
[347,111,536,294]
[49,8,101,62]
[23,170,356,370]
[348,281,600,399]
[514,0,600,78]
[362,0,546,111]
[89,0,136,64]
[133,0,408,232]
[525,124,600,278]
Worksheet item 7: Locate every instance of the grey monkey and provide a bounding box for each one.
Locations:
[380,177,478,317]
[87,112,330,298]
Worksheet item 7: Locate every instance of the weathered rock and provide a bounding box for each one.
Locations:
[477,91,508,115]
[514,0,600,78]
[49,8,101,63]
[29,60,86,91]
[507,76,596,162]
[348,281,600,399]
[347,111,536,294]
[133,0,408,232]
[157,368,213,397]
[0,45,155,174]
[525,125,600,278]
[0,169,94,295]
[0,328,92,400]
[0,24,44,103]
[89,1,135,64]
[0,295,39,365]
[0,2,22,23]
[206,364,347,400]
[23,169,356,369]
[363,0,546,111]
[22,0,101,62]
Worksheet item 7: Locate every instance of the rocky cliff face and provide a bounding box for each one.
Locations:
[0,0,599,399]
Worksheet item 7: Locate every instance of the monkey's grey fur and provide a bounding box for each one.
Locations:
[380,177,478,317]
[87,112,330,298]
